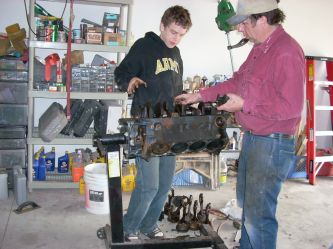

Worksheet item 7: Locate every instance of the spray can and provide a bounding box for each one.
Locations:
[220,158,227,185]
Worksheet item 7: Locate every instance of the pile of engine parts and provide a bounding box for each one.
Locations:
[160,189,211,232]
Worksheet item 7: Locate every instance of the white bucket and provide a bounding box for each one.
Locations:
[0,172,8,200]
[84,163,109,214]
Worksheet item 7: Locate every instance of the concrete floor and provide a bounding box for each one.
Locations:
[1,176,333,249]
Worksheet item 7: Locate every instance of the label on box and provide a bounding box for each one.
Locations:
[86,32,102,44]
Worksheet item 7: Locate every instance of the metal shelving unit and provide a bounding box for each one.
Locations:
[27,0,132,190]
[29,41,131,53]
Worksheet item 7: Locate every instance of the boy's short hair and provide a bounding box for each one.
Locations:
[161,5,192,30]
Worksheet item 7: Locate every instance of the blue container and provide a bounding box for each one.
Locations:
[172,169,203,187]
[38,155,46,180]
[45,147,56,171]
[287,156,307,179]
[33,155,39,180]
[58,151,69,173]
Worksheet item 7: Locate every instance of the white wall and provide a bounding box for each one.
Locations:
[1,0,333,147]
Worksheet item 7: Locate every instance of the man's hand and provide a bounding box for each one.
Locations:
[217,93,244,112]
[127,77,147,95]
[174,92,203,105]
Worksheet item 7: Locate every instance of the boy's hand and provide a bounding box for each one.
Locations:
[127,77,147,95]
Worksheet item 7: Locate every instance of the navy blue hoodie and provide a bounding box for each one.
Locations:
[114,32,183,116]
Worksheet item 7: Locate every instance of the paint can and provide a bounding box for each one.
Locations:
[51,25,58,42]
[37,26,45,41]
[57,31,66,43]
[45,27,53,42]
[72,29,81,40]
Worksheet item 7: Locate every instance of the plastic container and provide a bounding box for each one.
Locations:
[0,104,28,126]
[45,147,56,171]
[73,167,84,182]
[38,102,67,142]
[33,154,39,180]
[0,172,8,200]
[0,70,28,81]
[0,82,28,104]
[73,100,101,137]
[60,152,70,172]
[0,149,26,169]
[58,151,69,173]
[84,163,109,214]
[72,151,84,182]
[0,138,26,149]
[13,167,27,205]
[121,163,136,192]
[220,158,228,185]
[38,155,46,180]
[0,126,26,138]
[0,58,28,70]
[79,176,85,195]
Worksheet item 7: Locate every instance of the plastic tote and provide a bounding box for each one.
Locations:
[84,163,109,214]
[0,172,8,200]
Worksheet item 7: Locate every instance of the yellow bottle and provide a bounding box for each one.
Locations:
[121,163,136,192]
[220,159,228,185]
[79,177,85,195]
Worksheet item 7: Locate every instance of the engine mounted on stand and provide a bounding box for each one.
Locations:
[94,96,231,249]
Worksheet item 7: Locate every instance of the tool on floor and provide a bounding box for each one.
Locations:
[14,201,40,214]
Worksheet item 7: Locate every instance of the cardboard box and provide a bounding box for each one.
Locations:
[63,50,84,65]
[87,27,103,33]
[86,32,102,44]
[0,38,11,56]
[103,32,121,46]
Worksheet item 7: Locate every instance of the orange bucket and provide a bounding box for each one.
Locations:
[72,167,84,182]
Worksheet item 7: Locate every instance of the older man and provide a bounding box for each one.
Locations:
[175,0,305,248]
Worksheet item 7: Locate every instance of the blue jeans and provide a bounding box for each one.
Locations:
[237,132,295,249]
[123,155,176,234]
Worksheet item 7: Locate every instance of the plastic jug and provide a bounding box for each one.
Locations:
[38,155,46,180]
[45,147,56,171]
[72,150,84,182]
[33,154,39,180]
[220,158,228,185]
[121,163,137,192]
[58,151,69,173]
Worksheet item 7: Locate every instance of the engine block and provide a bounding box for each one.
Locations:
[118,112,229,159]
